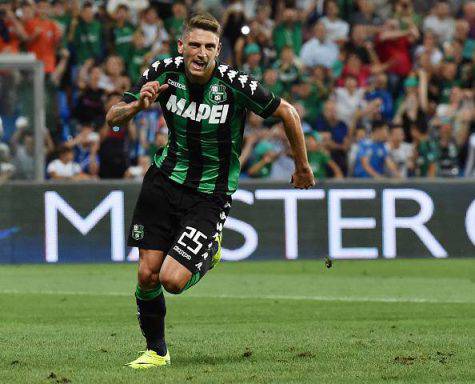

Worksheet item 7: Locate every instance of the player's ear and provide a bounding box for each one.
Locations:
[216,41,222,57]
[177,39,184,55]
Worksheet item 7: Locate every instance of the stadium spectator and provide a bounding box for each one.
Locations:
[164,1,187,57]
[375,18,419,93]
[65,123,100,177]
[320,1,349,43]
[272,8,302,56]
[315,100,350,175]
[111,4,134,67]
[414,31,443,67]
[247,139,280,178]
[394,0,422,30]
[139,6,168,52]
[75,63,106,126]
[272,46,301,96]
[393,70,429,142]
[69,2,103,66]
[365,72,394,121]
[306,131,343,180]
[125,154,150,180]
[241,43,263,81]
[0,2,27,53]
[333,75,366,127]
[412,124,438,177]
[47,145,87,180]
[386,125,413,177]
[350,0,383,34]
[353,121,400,178]
[436,119,460,177]
[24,0,62,74]
[423,0,455,44]
[300,21,339,69]
[99,93,131,179]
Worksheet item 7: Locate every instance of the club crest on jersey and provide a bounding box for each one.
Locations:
[208,84,227,104]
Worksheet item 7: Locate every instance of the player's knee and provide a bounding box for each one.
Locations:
[159,272,184,294]
[138,265,160,289]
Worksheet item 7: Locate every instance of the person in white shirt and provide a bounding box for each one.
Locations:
[414,31,443,66]
[47,146,87,180]
[320,0,349,43]
[139,6,169,50]
[333,75,366,127]
[386,125,413,177]
[300,21,339,69]
[423,1,455,44]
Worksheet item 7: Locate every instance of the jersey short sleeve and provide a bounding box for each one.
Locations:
[122,58,172,104]
[214,64,281,119]
[238,75,281,118]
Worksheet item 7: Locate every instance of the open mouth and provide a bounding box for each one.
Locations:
[191,60,206,71]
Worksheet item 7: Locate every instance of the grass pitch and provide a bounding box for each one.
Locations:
[0,259,474,384]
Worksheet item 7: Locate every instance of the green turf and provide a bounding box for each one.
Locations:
[0,259,474,384]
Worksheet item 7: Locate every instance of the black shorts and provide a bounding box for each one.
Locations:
[127,165,232,274]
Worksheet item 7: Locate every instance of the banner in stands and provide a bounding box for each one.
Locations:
[1,181,474,263]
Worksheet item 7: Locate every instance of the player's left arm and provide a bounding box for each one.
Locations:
[272,100,315,189]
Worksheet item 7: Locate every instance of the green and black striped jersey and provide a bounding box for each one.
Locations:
[122,56,281,195]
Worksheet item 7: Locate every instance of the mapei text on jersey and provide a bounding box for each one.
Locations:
[165,94,230,123]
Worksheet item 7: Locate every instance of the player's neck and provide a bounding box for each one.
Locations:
[185,60,216,85]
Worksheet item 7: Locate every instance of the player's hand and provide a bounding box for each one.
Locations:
[138,81,169,110]
[291,165,315,189]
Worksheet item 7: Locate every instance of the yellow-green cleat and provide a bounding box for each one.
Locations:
[210,233,222,269]
[125,350,170,369]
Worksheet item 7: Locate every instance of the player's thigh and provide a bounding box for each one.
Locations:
[138,248,166,288]
[166,193,231,277]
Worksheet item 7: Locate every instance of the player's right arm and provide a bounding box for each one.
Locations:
[106,81,168,126]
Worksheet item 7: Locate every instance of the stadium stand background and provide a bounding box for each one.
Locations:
[0,0,474,182]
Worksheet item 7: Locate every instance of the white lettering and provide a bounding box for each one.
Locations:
[466,200,475,246]
[255,189,325,259]
[196,104,211,122]
[220,105,229,123]
[222,190,258,261]
[382,189,447,258]
[45,191,124,263]
[328,189,377,259]
[181,101,197,120]
[210,105,224,124]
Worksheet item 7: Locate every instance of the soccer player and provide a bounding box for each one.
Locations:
[106,13,315,369]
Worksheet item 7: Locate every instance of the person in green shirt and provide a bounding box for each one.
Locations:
[112,4,135,68]
[262,68,284,96]
[241,43,264,81]
[51,0,73,49]
[305,131,343,180]
[69,2,103,65]
[272,8,302,56]
[272,45,301,97]
[411,125,438,177]
[128,31,150,84]
[247,140,280,178]
[164,1,187,57]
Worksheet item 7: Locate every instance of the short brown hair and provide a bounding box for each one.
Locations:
[183,13,221,38]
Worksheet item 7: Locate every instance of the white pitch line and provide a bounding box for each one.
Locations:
[0,289,472,304]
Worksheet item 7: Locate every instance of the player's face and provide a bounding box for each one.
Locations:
[178,28,221,81]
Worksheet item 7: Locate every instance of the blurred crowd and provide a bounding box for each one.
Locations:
[0,0,474,181]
